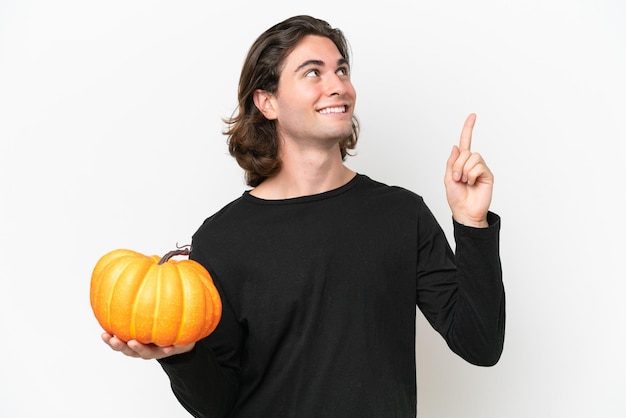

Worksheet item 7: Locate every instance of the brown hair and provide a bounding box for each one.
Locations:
[224,15,359,187]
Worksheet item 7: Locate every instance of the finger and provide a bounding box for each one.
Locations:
[445,145,461,182]
[459,113,476,151]
[463,153,488,186]
[127,340,157,359]
[105,335,142,358]
[101,332,123,350]
[127,340,175,360]
[451,147,473,182]
[101,332,113,343]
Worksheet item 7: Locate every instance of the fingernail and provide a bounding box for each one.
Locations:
[453,172,461,181]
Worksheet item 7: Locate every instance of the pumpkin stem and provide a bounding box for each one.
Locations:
[158,244,192,265]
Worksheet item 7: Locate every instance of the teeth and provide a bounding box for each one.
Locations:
[319,106,345,114]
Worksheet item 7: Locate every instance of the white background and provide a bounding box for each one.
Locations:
[1,0,624,417]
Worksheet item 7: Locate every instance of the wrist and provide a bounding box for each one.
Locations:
[452,214,489,228]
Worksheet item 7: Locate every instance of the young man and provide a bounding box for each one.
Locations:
[102,15,505,417]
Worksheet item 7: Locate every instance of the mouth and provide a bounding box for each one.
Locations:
[318,105,348,114]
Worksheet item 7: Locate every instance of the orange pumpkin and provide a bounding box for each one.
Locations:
[90,246,221,346]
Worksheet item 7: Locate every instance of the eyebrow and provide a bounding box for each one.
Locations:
[294,58,349,73]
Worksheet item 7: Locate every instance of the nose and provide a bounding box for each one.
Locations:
[325,73,348,96]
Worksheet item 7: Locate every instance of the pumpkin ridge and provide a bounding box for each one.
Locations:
[183,262,211,342]
[193,264,211,342]
[202,269,216,338]
[196,263,221,336]
[150,264,163,343]
[188,261,220,337]
[174,262,187,345]
[199,269,211,340]
[154,261,185,346]
[103,254,141,332]
[130,261,156,342]
[90,249,139,308]
[91,252,122,327]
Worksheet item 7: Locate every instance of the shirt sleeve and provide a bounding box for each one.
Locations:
[416,205,505,366]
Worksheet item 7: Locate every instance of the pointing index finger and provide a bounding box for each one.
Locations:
[459,113,476,151]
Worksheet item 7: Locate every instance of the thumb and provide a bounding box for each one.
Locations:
[445,145,460,182]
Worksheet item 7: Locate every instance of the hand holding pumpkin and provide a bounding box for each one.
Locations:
[101,332,195,360]
[90,246,222,348]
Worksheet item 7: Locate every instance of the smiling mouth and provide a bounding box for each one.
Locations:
[318,106,347,114]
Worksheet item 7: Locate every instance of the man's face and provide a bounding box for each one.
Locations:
[270,35,357,150]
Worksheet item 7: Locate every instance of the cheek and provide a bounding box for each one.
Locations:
[277,89,317,113]
[347,82,357,100]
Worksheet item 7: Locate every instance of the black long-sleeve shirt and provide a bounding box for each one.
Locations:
[159,174,505,417]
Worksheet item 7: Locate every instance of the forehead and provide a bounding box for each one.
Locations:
[281,35,344,70]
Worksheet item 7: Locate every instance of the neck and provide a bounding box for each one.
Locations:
[250,143,355,199]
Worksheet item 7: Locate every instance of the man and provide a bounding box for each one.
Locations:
[102,15,505,417]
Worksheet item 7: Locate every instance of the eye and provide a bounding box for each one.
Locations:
[337,66,350,77]
[305,69,320,78]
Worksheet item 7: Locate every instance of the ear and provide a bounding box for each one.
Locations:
[253,89,278,120]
